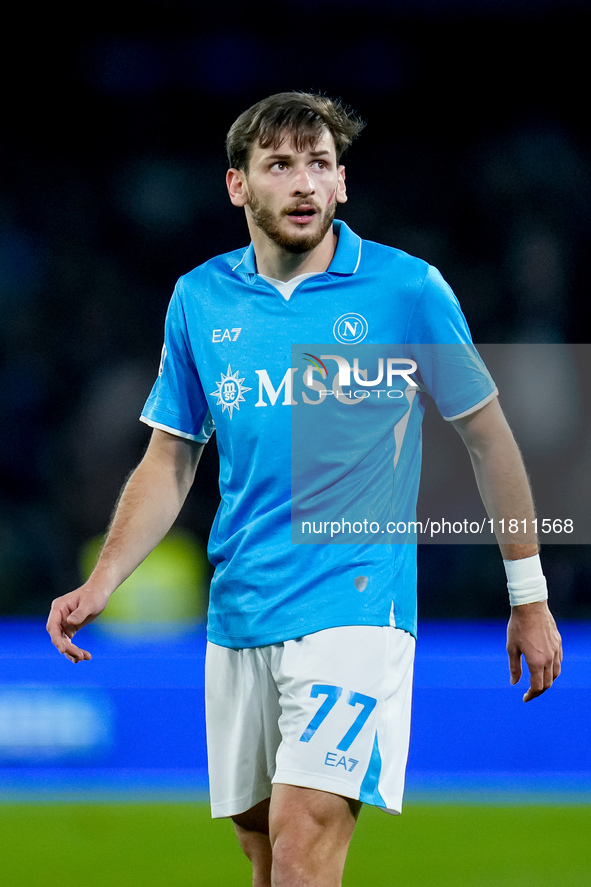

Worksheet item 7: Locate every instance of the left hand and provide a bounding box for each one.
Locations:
[506,600,562,702]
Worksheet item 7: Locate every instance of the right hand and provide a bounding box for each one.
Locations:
[506,600,563,702]
[46,584,111,663]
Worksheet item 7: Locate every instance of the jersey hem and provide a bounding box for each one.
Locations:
[206,614,417,649]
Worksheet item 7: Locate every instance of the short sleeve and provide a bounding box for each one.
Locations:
[140,285,215,442]
[406,266,498,420]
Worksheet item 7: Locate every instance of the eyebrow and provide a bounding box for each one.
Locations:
[264,149,332,161]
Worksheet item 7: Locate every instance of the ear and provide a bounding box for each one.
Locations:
[336,165,347,204]
[226,168,249,207]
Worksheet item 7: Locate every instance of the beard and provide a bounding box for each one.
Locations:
[247,192,336,254]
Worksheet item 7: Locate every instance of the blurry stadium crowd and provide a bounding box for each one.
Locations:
[2,13,591,618]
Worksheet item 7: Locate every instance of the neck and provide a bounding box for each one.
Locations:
[248,224,337,282]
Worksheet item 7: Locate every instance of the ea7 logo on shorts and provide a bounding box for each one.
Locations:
[333,313,368,344]
[325,752,359,772]
[212,328,242,342]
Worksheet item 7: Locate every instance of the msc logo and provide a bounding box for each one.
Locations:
[210,355,417,419]
[333,313,368,344]
[210,365,252,418]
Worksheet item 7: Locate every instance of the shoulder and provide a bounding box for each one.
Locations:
[358,235,458,305]
[358,236,431,288]
[174,245,249,297]
[351,231,468,338]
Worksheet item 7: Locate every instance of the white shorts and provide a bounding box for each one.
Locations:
[205,625,415,819]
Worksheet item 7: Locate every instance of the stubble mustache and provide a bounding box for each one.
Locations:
[248,195,336,254]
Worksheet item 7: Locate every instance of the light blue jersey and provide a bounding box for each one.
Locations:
[141,221,496,647]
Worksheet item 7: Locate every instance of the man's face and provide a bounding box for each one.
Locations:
[228,128,347,254]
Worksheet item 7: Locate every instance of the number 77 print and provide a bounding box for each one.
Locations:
[299,684,377,751]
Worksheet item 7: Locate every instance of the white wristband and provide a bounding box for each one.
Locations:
[503,554,548,607]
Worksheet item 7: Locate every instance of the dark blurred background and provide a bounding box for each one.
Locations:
[2,0,590,619]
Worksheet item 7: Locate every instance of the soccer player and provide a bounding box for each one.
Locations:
[47,92,562,887]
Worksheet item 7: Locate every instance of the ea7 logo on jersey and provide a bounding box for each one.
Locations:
[212,328,242,343]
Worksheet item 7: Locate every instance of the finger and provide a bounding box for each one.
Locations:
[523,686,538,703]
[46,601,76,639]
[56,636,91,660]
[523,680,544,702]
[523,663,555,702]
[46,606,67,638]
[553,649,562,680]
[49,627,92,661]
[67,649,92,664]
[67,605,96,630]
[544,663,554,691]
[47,618,72,650]
[62,641,92,663]
[522,660,544,701]
[65,652,92,665]
[67,610,85,626]
[507,648,522,685]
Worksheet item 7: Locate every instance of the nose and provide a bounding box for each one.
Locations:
[291,166,315,195]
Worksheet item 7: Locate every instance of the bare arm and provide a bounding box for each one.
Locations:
[452,397,562,701]
[46,429,204,663]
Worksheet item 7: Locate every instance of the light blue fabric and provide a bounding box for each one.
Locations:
[359,733,386,807]
[141,221,496,648]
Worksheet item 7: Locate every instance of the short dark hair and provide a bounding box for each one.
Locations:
[226,91,365,171]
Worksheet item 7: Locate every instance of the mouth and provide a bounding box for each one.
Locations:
[285,205,318,224]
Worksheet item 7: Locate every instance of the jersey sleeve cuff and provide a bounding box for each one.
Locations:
[442,387,499,422]
[140,414,215,443]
